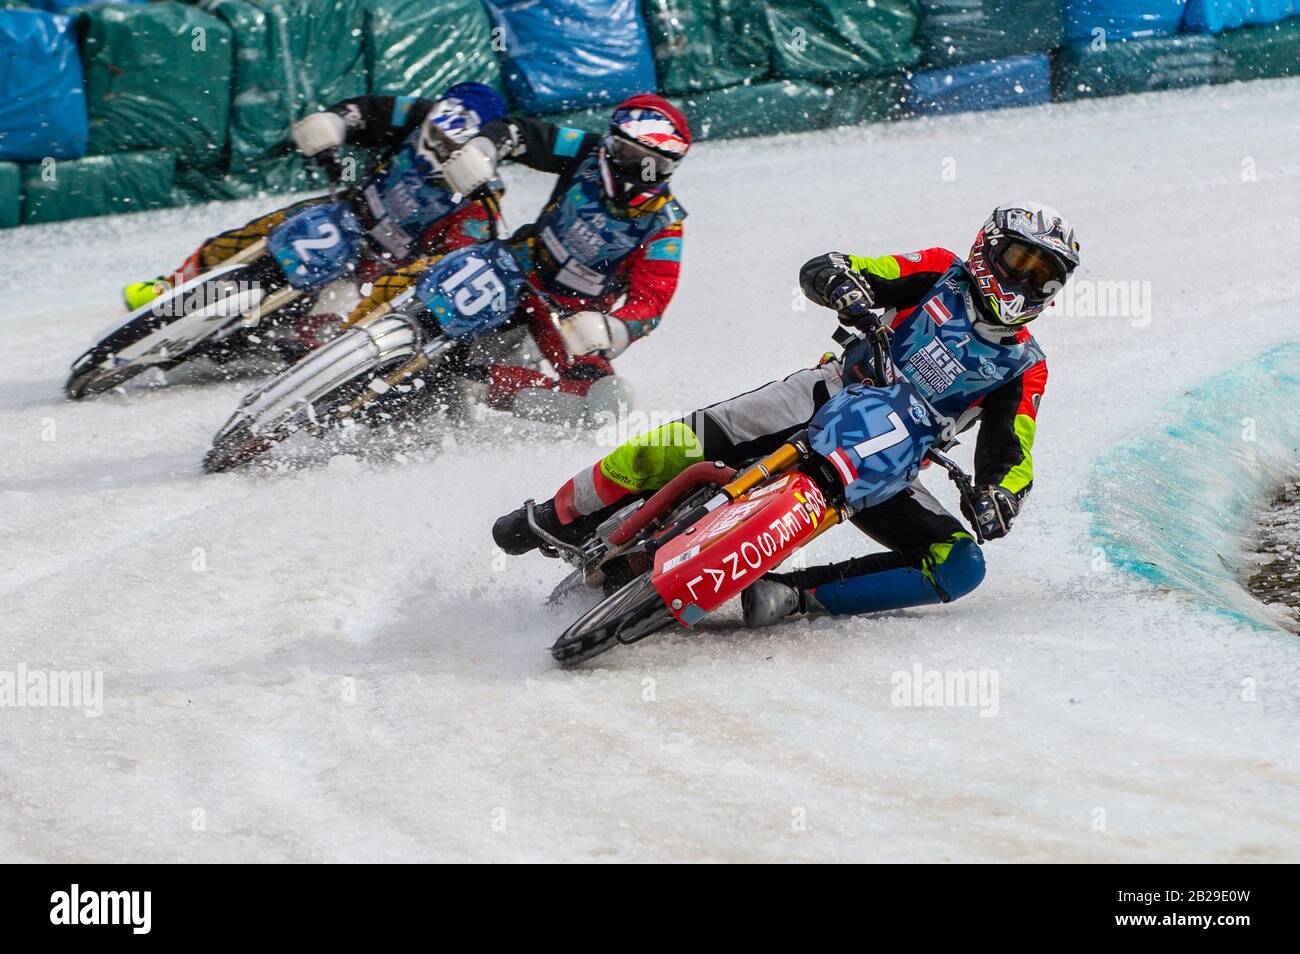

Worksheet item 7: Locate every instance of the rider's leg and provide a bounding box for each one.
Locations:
[492,362,843,554]
[341,253,446,325]
[481,298,631,426]
[122,197,329,310]
[743,481,986,626]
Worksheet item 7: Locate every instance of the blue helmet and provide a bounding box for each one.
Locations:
[439,82,507,131]
[416,83,508,177]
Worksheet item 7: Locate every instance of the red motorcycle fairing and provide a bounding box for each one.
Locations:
[652,472,831,626]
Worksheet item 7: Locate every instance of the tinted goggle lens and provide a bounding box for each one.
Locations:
[996,241,1066,292]
[605,133,679,180]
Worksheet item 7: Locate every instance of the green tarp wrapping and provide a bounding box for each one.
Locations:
[171,143,370,204]
[824,75,907,126]
[1217,17,1300,79]
[681,80,837,138]
[81,3,232,165]
[364,0,503,100]
[0,160,21,227]
[919,0,1064,69]
[642,0,769,94]
[172,151,317,204]
[545,76,904,141]
[1052,34,1239,100]
[202,0,368,170]
[22,149,175,223]
[765,0,921,81]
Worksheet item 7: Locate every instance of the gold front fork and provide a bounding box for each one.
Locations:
[719,439,841,544]
[720,442,803,500]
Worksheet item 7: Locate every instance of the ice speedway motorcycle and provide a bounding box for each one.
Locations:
[535,317,988,666]
[63,155,497,400]
[201,232,546,472]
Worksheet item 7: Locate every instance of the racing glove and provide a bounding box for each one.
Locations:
[823,268,876,323]
[292,112,346,158]
[440,137,499,197]
[961,485,1020,540]
[558,310,631,359]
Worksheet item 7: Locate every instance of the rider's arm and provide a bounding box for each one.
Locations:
[800,248,958,311]
[326,95,433,150]
[973,360,1047,500]
[477,116,599,175]
[608,224,684,345]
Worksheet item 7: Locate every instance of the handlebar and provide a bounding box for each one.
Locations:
[924,448,986,545]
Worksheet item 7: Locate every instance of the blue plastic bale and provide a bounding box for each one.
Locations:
[1183,1,1297,33]
[0,9,87,161]
[907,53,1051,115]
[1063,0,1189,43]
[483,0,658,113]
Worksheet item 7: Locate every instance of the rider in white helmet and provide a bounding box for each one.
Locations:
[493,201,1080,629]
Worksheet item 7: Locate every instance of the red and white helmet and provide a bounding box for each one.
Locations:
[967,201,1080,325]
[598,94,691,209]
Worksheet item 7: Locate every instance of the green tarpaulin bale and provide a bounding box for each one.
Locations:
[642,0,770,94]
[0,160,21,227]
[825,74,907,125]
[543,77,905,142]
[1216,17,1300,79]
[365,0,503,100]
[679,80,837,138]
[1052,34,1239,100]
[171,144,370,204]
[920,0,1064,69]
[202,0,368,170]
[22,149,175,223]
[81,3,232,165]
[765,0,921,82]
[172,151,318,204]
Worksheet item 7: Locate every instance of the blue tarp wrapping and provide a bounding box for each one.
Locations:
[1063,1,1188,43]
[908,52,1050,114]
[0,10,87,161]
[483,0,658,113]
[1183,1,1297,32]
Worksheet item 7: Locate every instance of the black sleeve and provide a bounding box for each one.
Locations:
[327,96,435,152]
[799,252,950,311]
[479,116,600,175]
[973,374,1030,496]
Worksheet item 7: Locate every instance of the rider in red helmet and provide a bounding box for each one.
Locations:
[374,93,690,424]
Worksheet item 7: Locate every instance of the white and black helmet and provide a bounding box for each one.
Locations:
[967,201,1080,325]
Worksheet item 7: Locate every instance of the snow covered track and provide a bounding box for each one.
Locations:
[3,81,1300,863]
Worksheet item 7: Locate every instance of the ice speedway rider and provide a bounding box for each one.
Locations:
[331,93,691,425]
[494,202,1080,626]
[119,82,509,351]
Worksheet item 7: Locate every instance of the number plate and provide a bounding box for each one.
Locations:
[267,203,364,290]
[413,240,526,340]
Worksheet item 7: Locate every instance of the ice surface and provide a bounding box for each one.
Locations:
[2,80,1300,862]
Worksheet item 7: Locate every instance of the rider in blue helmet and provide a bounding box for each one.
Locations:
[122,83,510,315]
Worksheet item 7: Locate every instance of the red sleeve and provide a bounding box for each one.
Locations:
[610,224,683,339]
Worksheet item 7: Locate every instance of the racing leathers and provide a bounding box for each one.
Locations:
[495,246,1047,620]
[343,116,686,418]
